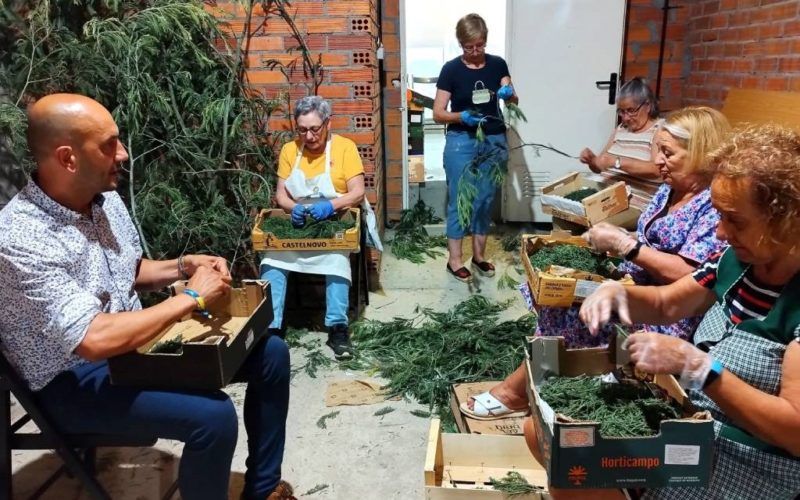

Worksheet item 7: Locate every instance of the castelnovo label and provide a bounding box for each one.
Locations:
[274,241,330,249]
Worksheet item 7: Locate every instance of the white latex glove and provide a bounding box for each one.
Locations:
[625,333,712,390]
[583,222,638,257]
[579,280,632,335]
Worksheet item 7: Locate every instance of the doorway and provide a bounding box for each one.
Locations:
[401,0,507,218]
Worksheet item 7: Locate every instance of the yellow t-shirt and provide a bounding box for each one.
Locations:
[277,134,364,195]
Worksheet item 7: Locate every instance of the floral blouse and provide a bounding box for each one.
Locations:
[528,184,726,348]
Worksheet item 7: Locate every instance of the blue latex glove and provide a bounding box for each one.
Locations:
[460,110,484,127]
[497,84,514,100]
[309,200,335,221]
[291,204,307,227]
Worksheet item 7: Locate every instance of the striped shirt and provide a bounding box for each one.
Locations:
[693,253,782,324]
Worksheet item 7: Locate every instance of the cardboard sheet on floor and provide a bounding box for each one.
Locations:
[325,379,399,406]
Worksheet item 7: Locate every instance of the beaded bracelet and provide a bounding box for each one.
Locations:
[177,255,189,280]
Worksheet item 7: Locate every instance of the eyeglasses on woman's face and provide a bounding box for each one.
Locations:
[297,120,328,136]
[461,40,486,53]
[617,100,647,117]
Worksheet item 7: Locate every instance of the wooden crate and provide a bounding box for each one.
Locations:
[424,419,550,499]
[251,207,360,252]
[540,172,628,227]
[520,232,633,308]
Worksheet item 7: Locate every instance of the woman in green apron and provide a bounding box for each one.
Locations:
[575,124,800,499]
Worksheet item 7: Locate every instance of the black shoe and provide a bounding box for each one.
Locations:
[326,324,354,360]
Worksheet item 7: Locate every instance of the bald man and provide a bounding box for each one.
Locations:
[0,94,294,500]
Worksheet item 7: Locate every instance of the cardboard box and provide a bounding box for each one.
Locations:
[251,207,360,252]
[408,155,425,184]
[109,281,272,390]
[449,382,526,436]
[424,419,550,499]
[520,232,633,307]
[540,172,629,226]
[524,336,714,489]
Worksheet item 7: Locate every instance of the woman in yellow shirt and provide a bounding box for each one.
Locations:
[260,96,371,359]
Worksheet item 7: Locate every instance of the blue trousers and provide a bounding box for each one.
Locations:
[443,130,508,239]
[260,265,349,329]
[36,336,290,500]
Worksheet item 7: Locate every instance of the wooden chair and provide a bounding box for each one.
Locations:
[0,348,178,500]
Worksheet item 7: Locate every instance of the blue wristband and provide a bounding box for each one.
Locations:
[183,288,209,317]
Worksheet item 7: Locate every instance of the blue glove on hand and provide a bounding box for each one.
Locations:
[291,204,307,227]
[497,84,514,100]
[460,110,484,127]
[309,200,335,221]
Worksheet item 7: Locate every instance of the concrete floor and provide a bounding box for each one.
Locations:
[9,234,530,499]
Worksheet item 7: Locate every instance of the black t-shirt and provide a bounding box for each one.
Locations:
[436,54,510,135]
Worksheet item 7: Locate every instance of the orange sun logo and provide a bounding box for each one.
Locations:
[567,465,588,486]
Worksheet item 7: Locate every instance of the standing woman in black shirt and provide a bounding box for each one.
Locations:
[433,13,518,283]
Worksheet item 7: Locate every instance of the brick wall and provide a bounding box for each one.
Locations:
[380,0,404,221]
[211,0,383,272]
[623,0,690,112]
[682,0,800,108]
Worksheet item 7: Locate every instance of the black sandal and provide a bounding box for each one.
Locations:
[471,259,496,277]
[446,263,473,283]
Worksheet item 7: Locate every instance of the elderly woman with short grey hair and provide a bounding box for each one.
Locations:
[580,77,661,180]
[260,95,381,359]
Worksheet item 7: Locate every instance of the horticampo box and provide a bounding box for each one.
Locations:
[251,207,360,252]
[521,232,633,308]
[524,336,714,489]
[540,172,629,227]
[109,280,272,390]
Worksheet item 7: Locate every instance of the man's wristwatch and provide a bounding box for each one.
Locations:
[624,241,643,261]
[703,359,724,389]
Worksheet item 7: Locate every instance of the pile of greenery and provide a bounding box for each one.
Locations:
[538,374,680,437]
[562,187,598,202]
[260,216,356,239]
[0,0,295,276]
[388,199,447,264]
[489,471,544,496]
[528,244,612,276]
[343,296,537,429]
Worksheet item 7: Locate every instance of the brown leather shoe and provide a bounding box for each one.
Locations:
[266,480,296,500]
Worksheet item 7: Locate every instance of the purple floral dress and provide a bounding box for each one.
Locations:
[525,184,725,348]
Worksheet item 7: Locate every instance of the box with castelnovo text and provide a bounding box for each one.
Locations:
[251,207,360,252]
[525,335,714,489]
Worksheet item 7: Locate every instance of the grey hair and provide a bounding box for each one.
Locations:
[294,95,332,122]
[617,77,659,118]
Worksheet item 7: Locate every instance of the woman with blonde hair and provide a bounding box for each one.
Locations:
[576,123,800,498]
[463,107,730,419]
[433,13,518,283]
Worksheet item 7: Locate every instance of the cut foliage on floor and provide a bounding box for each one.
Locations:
[388,200,448,264]
[342,296,536,430]
[285,328,333,379]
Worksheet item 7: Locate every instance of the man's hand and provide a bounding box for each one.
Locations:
[309,200,335,221]
[460,110,485,127]
[579,281,631,335]
[497,84,514,101]
[291,204,307,227]
[583,222,637,257]
[625,333,712,390]
[183,254,231,278]
[185,265,231,307]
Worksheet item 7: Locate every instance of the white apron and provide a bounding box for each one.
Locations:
[260,136,382,282]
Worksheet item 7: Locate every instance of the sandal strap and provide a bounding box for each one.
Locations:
[447,264,472,279]
[472,260,495,272]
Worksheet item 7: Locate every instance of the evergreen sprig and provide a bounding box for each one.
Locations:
[388,199,447,263]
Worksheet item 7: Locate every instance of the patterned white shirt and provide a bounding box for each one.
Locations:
[0,179,142,390]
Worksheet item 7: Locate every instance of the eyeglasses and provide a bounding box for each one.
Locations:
[617,101,647,117]
[461,42,486,53]
[297,121,327,135]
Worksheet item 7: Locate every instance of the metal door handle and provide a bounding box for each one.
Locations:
[595,72,618,105]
